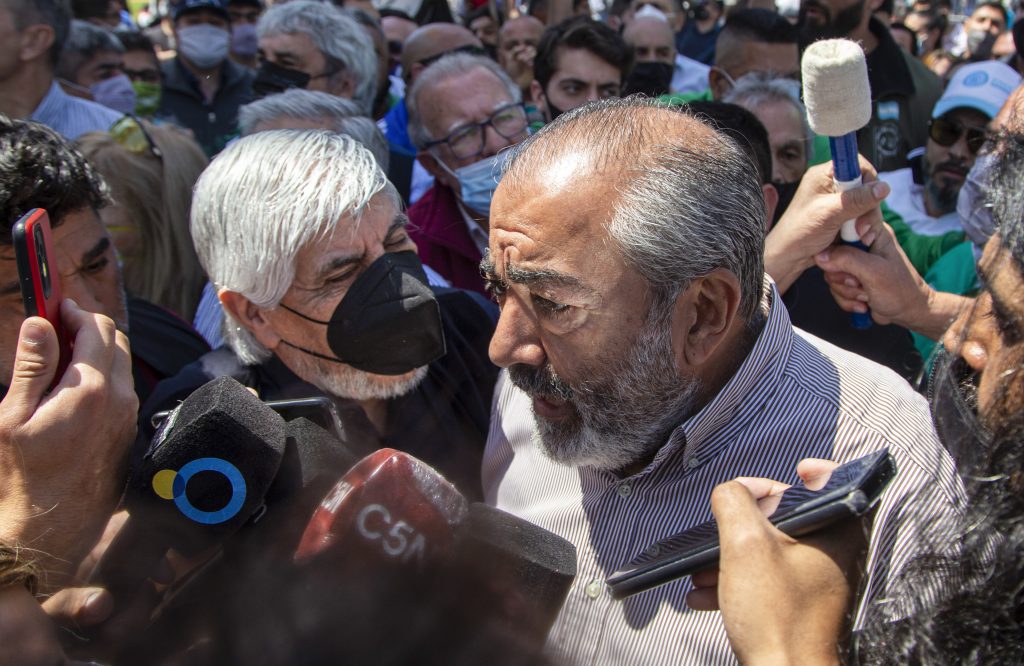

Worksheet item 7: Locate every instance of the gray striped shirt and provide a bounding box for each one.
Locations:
[483,284,965,665]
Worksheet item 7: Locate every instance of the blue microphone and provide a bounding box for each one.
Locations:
[802,39,875,329]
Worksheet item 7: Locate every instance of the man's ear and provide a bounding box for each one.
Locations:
[20,24,55,62]
[531,79,550,120]
[219,290,282,351]
[417,150,458,189]
[669,268,743,371]
[707,67,730,101]
[762,182,779,232]
[329,71,357,99]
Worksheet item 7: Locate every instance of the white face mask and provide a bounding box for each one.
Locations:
[90,74,136,114]
[176,24,230,69]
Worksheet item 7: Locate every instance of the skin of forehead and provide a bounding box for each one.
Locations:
[499,15,544,46]
[402,24,480,70]
[623,17,675,49]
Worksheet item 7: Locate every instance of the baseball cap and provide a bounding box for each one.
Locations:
[932,61,1022,120]
[171,0,230,21]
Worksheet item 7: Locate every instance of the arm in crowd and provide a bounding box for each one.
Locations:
[764,156,888,294]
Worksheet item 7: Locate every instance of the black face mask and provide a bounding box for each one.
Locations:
[928,346,993,476]
[770,180,800,229]
[278,251,446,376]
[545,96,567,123]
[253,60,311,99]
[624,61,674,98]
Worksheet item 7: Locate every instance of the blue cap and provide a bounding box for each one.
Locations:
[171,0,230,21]
[932,61,1022,120]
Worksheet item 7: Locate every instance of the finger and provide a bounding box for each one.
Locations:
[58,304,117,386]
[690,569,719,589]
[710,481,777,550]
[816,245,880,286]
[820,277,866,303]
[731,476,790,499]
[835,180,889,223]
[684,586,720,611]
[796,458,839,491]
[42,587,114,628]
[0,317,58,423]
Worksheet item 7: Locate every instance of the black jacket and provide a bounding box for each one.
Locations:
[158,57,254,156]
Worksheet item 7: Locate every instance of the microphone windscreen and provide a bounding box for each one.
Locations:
[455,503,577,646]
[801,38,872,137]
[125,376,287,556]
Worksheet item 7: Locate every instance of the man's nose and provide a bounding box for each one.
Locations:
[488,292,546,369]
[480,123,512,158]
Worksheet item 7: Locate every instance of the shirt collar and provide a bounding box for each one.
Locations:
[30,80,66,125]
[650,279,794,469]
[456,199,490,256]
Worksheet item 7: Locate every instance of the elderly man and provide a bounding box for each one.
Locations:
[159,0,254,156]
[879,61,1021,237]
[143,130,498,500]
[57,20,136,114]
[406,53,528,295]
[254,1,376,114]
[0,0,121,139]
[481,98,964,664]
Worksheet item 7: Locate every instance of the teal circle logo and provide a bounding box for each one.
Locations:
[962,71,989,87]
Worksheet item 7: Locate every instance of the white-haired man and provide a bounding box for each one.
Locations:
[481,98,965,664]
[254,1,377,115]
[142,131,499,500]
[405,53,529,296]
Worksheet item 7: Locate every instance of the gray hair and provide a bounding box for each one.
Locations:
[238,89,390,170]
[190,130,397,364]
[257,1,377,115]
[406,52,521,150]
[723,72,815,163]
[1,0,71,65]
[56,19,124,82]
[503,97,767,323]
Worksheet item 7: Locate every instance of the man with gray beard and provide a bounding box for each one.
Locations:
[480,97,965,665]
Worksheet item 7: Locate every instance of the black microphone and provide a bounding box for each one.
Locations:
[89,376,287,601]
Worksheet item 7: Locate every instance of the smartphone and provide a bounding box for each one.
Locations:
[12,209,71,387]
[606,448,897,600]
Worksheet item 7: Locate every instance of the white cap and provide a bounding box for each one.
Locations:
[932,61,1023,120]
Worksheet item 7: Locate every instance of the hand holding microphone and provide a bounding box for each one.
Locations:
[802,38,878,329]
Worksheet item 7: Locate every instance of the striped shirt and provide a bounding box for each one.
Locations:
[31,80,123,142]
[482,283,965,666]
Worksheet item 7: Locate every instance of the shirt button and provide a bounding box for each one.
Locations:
[617,483,632,498]
[686,457,700,470]
[644,543,661,558]
[585,579,603,599]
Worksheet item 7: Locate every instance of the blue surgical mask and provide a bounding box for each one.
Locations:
[441,153,506,217]
[90,74,137,114]
[957,152,997,264]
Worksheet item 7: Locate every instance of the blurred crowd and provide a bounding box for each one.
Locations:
[0,0,1022,662]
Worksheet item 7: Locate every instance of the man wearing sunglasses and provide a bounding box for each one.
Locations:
[879,61,1021,238]
[406,53,529,296]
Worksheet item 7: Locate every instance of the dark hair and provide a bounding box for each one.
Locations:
[876,0,894,15]
[0,115,110,242]
[378,7,415,21]
[466,5,500,27]
[890,22,919,56]
[683,101,772,186]
[721,7,799,44]
[8,0,72,66]
[117,28,157,53]
[973,1,1010,25]
[533,16,634,90]
[71,0,112,19]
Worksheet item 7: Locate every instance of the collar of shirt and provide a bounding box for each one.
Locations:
[456,199,490,256]
[643,280,792,475]
[30,80,69,125]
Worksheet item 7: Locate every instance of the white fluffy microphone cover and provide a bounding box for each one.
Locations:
[801,39,872,137]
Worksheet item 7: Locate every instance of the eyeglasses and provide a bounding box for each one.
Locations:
[423,103,528,160]
[123,67,161,84]
[416,44,487,69]
[929,116,989,154]
[110,115,163,159]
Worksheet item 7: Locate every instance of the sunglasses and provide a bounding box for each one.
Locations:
[929,116,989,154]
[110,115,163,159]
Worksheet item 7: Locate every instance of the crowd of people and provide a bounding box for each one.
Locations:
[0,0,1022,662]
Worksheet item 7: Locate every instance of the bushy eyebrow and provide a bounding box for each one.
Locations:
[480,255,594,297]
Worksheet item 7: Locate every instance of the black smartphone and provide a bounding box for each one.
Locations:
[12,209,71,388]
[606,448,897,600]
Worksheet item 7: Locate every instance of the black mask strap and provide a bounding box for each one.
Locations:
[278,338,347,364]
[279,302,331,326]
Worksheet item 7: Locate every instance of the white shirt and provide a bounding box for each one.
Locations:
[483,283,965,665]
[671,53,710,96]
[879,167,963,237]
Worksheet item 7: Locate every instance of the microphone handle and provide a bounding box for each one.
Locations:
[829,133,873,330]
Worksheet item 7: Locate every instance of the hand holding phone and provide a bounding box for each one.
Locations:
[13,209,71,387]
[606,449,896,600]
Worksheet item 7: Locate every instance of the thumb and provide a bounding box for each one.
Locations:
[710,481,778,557]
[42,587,115,628]
[814,244,881,284]
[833,181,889,221]
[1,317,58,422]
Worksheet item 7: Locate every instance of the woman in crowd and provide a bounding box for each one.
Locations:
[78,118,208,322]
